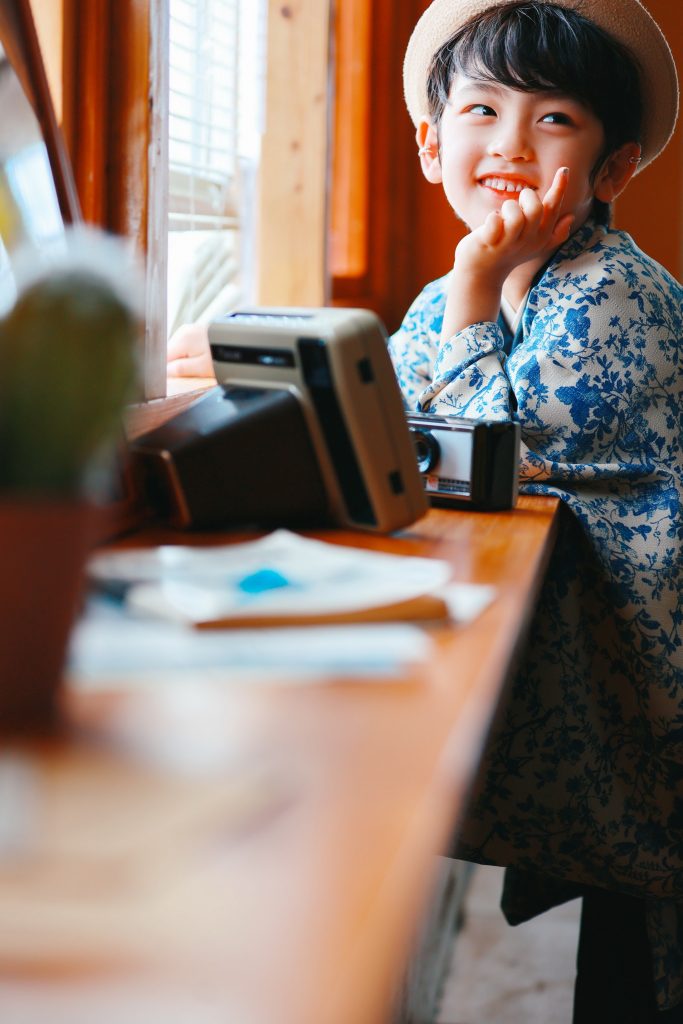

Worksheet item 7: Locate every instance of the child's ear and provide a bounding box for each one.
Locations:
[416,121,442,184]
[593,142,642,203]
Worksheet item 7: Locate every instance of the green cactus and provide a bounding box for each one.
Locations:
[0,267,140,495]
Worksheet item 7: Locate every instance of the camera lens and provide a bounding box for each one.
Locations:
[410,428,440,473]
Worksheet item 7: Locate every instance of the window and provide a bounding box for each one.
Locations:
[167,0,266,339]
[58,0,335,403]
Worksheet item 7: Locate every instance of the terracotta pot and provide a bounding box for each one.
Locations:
[0,500,96,733]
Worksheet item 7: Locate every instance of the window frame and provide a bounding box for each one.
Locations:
[59,0,334,410]
[256,0,331,308]
[61,0,169,401]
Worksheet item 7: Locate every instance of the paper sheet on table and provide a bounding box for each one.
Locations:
[76,530,496,685]
[88,529,464,628]
[68,603,434,685]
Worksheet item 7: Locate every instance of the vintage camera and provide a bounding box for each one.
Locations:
[407,413,520,510]
[130,307,428,533]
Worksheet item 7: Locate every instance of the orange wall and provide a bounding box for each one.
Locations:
[613,0,682,280]
[407,0,683,309]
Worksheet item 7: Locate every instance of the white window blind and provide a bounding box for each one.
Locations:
[167,0,266,335]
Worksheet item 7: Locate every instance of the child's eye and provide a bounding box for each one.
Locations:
[466,103,496,117]
[541,112,574,126]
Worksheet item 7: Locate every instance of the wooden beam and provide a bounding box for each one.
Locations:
[27,0,62,118]
[329,0,371,279]
[257,0,332,306]
[63,0,168,399]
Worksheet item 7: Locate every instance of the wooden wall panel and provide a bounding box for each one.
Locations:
[330,0,422,333]
[330,0,371,279]
[257,0,332,307]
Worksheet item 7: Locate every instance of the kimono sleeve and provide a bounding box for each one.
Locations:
[387,275,449,411]
[388,273,515,418]
[418,321,513,419]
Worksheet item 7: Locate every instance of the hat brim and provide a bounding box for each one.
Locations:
[403,0,679,170]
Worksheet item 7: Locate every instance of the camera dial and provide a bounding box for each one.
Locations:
[410,428,440,474]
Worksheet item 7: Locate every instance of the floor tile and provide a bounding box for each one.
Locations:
[437,864,581,1024]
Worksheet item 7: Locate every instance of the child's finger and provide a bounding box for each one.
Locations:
[542,166,569,212]
[479,209,504,244]
[500,197,526,238]
[518,186,543,225]
[167,353,214,378]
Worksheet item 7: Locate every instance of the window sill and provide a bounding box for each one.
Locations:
[166,375,217,397]
[125,376,216,440]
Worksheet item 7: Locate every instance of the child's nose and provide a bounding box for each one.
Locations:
[486,122,533,162]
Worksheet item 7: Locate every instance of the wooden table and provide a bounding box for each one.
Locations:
[0,497,559,1024]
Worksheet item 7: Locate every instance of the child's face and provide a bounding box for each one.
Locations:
[427,76,608,233]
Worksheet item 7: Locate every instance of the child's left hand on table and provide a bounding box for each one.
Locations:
[167,322,215,379]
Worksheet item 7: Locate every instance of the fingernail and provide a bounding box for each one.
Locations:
[561,167,569,176]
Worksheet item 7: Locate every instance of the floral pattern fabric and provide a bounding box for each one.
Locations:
[389,219,683,1010]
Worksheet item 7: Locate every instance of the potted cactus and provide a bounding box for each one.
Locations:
[0,230,140,732]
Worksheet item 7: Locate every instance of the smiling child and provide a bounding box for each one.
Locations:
[390,2,683,1021]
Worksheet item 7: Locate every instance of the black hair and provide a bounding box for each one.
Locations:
[426,2,643,224]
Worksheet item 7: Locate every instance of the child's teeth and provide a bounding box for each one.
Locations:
[482,177,528,193]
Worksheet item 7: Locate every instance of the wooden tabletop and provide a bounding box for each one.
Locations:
[0,496,559,1024]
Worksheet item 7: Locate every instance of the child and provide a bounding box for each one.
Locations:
[392,1,683,1020]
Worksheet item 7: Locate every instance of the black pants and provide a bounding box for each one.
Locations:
[573,888,683,1023]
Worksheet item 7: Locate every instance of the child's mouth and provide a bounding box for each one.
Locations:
[479,177,537,195]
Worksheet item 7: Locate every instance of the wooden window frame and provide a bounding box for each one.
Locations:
[61,0,169,402]
[256,0,332,307]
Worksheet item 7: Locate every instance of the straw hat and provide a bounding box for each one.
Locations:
[403,0,679,170]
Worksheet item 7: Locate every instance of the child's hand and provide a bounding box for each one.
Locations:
[440,168,574,342]
[458,167,573,278]
[167,322,215,378]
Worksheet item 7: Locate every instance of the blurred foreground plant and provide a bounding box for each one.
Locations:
[0,229,141,496]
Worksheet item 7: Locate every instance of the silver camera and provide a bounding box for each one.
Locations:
[407,413,520,510]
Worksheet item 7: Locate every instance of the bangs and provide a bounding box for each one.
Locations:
[445,7,588,98]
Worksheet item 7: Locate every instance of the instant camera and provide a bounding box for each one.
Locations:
[131,307,428,533]
[407,413,520,511]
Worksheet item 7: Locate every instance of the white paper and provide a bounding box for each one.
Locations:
[68,600,433,685]
[89,530,454,624]
[75,530,497,686]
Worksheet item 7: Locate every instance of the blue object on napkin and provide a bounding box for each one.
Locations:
[236,568,296,596]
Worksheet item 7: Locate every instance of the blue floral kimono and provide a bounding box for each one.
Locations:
[389,219,683,1010]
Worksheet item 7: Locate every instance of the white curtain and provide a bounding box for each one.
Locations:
[167,0,266,335]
